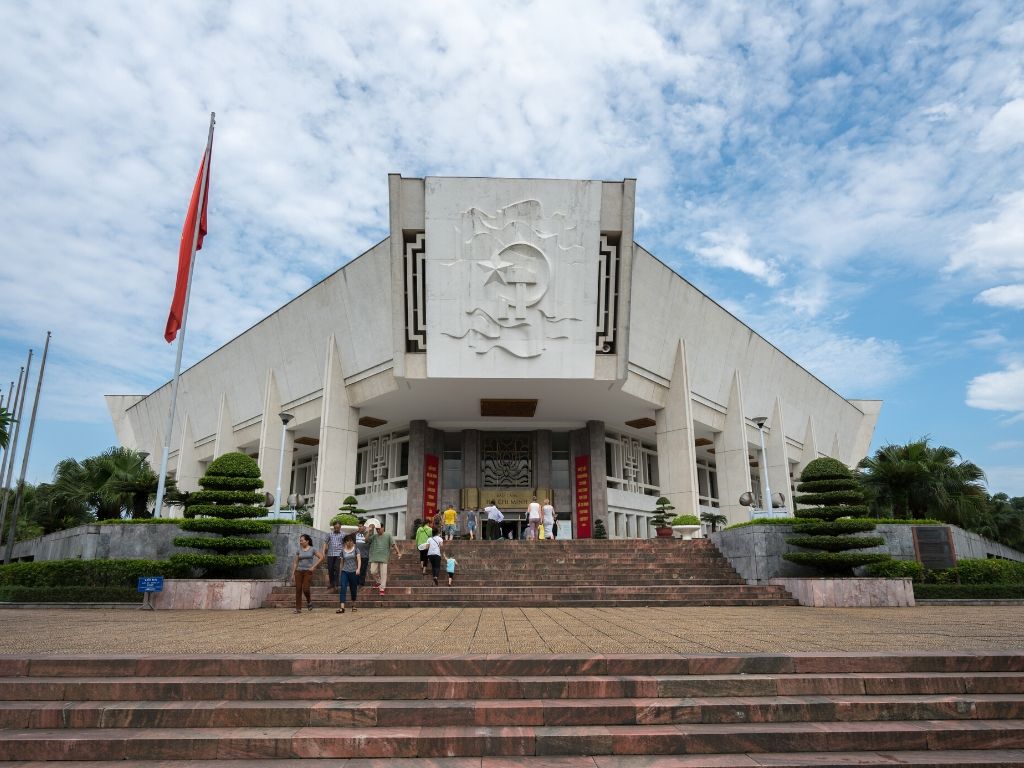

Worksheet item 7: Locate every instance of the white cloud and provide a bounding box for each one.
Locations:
[967,363,1024,413]
[968,329,1009,348]
[692,230,783,286]
[976,284,1024,310]
[979,98,1024,151]
[947,191,1024,280]
[991,440,1024,451]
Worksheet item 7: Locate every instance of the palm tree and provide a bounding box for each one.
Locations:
[857,438,987,525]
[50,447,159,520]
[700,510,728,532]
[0,406,13,450]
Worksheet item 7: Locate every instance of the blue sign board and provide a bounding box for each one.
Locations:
[137,576,164,593]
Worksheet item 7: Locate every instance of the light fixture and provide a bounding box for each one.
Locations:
[272,414,295,516]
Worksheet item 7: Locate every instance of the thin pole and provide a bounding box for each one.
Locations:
[757,424,773,515]
[0,374,20,493]
[4,332,50,563]
[0,352,32,543]
[153,112,216,519]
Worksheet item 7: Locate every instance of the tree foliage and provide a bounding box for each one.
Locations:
[0,406,13,450]
[785,457,890,575]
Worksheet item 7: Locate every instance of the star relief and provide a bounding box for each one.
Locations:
[477,253,513,285]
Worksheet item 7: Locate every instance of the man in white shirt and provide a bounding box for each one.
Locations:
[527,496,541,540]
[484,500,503,541]
[542,498,556,541]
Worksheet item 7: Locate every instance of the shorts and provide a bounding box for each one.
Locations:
[444,524,457,536]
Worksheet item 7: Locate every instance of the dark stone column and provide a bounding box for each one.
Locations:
[588,420,608,534]
[405,420,428,536]
[535,430,552,493]
[462,429,480,506]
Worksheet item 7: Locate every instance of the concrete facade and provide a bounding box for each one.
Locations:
[107,175,881,538]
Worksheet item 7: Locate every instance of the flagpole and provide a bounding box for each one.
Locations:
[153,112,216,519]
[0,374,19,490]
[4,332,50,563]
[0,352,31,543]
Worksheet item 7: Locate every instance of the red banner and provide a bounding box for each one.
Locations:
[423,454,439,523]
[574,455,592,539]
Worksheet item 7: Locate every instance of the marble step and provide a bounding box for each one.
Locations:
[3,720,1023,760]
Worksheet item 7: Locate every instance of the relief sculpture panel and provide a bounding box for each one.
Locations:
[424,178,601,378]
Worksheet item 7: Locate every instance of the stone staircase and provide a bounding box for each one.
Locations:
[1,653,1023,765]
[263,538,798,608]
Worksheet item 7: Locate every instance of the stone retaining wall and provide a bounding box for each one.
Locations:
[769,577,915,607]
[150,579,283,610]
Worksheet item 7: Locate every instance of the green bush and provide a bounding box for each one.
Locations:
[670,515,700,526]
[783,551,891,573]
[793,478,860,493]
[178,452,275,576]
[794,519,877,535]
[0,559,187,587]
[330,513,361,527]
[172,536,273,551]
[793,490,867,506]
[914,583,1024,600]
[864,559,925,581]
[198,474,263,490]
[168,552,276,571]
[593,519,608,539]
[793,504,871,521]
[785,534,885,552]
[0,585,141,603]
[178,518,273,534]
[799,457,851,481]
[206,452,262,478]
[725,518,796,529]
[954,559,1024,585]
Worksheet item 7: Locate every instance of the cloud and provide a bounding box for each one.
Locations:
[991,440,1024,452]
[986,465,1024,497]
[947,191,1024,281]
[978,98,1024,152]
[692,230,783,286]
[968,329,1009,348]
[976,284,1024,310]
[967,363,1024,413]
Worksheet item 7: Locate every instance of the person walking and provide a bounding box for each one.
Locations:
[415,518,433,575]
[291,533,324,614]
[324,521,346,590]
[484,500,503,541]
[442,504,458,541]
[366,520,401,596]
[527,496,541,541]
[542,498,556,541]
[445,554,458,587]
[355,524,370,586]
[426,527,445,585]
[466,507,478,540]
[336,535,361,614]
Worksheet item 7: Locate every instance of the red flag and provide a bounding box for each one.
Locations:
[164,146,212,343]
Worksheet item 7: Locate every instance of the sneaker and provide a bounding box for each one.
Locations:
[433,576,438,585]
[336,607,345,614]
[379,588,386,596]
[307,604,313,612]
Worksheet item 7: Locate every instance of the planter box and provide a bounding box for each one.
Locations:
[769,577,915,608]
[150,579,284,610]
[672,525,702,540]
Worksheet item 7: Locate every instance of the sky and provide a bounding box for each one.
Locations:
[0,1,1022,495]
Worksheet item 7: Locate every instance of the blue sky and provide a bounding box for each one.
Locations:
[1,1,1022,495]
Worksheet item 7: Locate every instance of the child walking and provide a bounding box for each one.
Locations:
[445,555,458,587]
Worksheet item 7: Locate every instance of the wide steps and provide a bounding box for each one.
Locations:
[2,654,1023,763]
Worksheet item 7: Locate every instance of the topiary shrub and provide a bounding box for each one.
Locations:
[592,518,608,539]
[171,452,275,576]
[670,514,700,526]
[783,457,890,575]
[330,494,364,527]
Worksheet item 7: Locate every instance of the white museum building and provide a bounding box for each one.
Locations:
[107,175,881,538]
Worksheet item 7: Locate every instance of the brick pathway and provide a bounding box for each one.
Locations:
[1,605,1023,655]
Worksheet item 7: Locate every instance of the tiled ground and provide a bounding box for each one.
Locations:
[1,605,1023,655]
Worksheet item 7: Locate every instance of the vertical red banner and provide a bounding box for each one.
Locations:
[423,454,439,523]
[574,455,592,539]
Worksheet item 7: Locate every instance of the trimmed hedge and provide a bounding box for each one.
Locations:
[785,534,885,553]
[955,558,1024,585]
[198,475,263,491]
[188,489,265,506]
[798,457,851,481]
[330,513,361,527]
[168,552,276,570]
[206,452,261,478]
[794,478,860,493]
[794,504,871,521]
[178,518,274,534]
[96,518,180,525]
[793,519,877,535]
[0,559,187,587]
[864,559,925,581]
[670,515,700,526]
[173,536,273,552]
[914,583,1024,600]
[185,505,271,520]
[726,517,943,530]
[0,586,140,603]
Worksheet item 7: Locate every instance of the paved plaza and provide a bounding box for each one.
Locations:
[1,605,1023,655]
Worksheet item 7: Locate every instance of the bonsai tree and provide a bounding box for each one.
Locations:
[330,494,364,527]
[649,497,675,529]
[171,452,275,576]
[700,510,728,532]
[592,518,608,539]
[783,457,890,575]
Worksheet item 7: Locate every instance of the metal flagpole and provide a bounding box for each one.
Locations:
[4,332,50,563]
[153,112,216,519]
[0,373,20,494]
[0,352,32,543]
